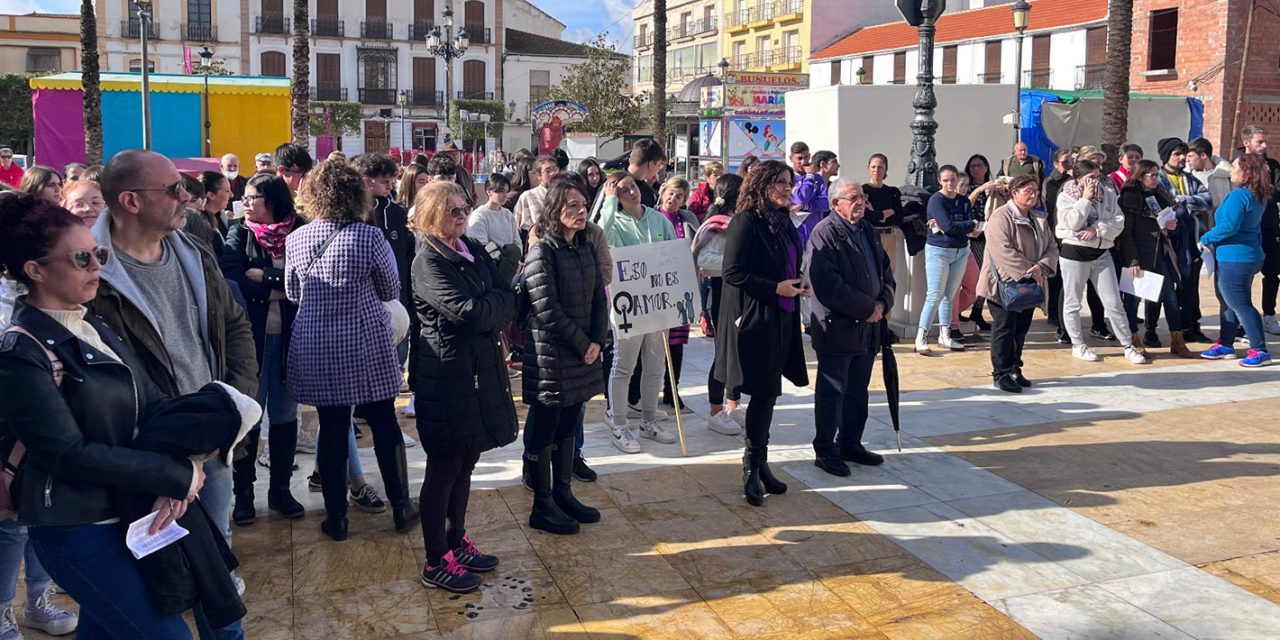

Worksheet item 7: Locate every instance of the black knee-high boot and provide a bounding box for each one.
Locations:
[757,443,788,495]
[232,427,260,526]
[529,445,579,535]
[267,421,305,518]
[552,437,600,523]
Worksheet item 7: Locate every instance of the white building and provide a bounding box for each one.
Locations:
[631,0,722,97]
[98,0,246,75]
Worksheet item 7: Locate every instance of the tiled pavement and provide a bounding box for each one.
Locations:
[21,285,1280,639]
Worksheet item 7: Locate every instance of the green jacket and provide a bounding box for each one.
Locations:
[598,195,678,248]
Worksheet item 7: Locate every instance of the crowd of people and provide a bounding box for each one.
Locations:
[0,121,1274,634]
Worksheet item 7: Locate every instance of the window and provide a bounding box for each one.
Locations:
[733,40,746,66]
[188,0,211,26]
[414,0,434,30]
[861,55,874,83]
[529,69,550,106]
[366,0,386,19]
[462,59,486,97]
[893,51,906,84]
[638,54,653,81]
[941,45,957,84]
[1148,8,1178,71]
[755,35,769,67]
[26,48,61,73]
[317,0,338,19]
[464,0,485,42]
[261,51,286,77]
[984,40,1002,83]
[412,57,437,105]
[703,5,714,26]
[680,11,692,37]
[830,59,841,86]
[128,58,156,72]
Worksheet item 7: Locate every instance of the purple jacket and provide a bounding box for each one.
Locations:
[284,220,402,406]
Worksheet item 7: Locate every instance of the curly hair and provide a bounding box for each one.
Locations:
[736,160,793,215]
[0,191,82,286]
[300,159,371,223]
[409,181,466,240]
[1234,153,1274,204]
[535,179,590,240]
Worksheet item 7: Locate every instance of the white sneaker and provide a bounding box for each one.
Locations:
[400,395,416,418]
[728,406,748,427]
[639,419,677,444]
[1072,344,1100,362]
[1265,315,1280,335]
[914,328,930,354]
[611,424,641,453]
[256,449,271,468]
[233,575,246,597]
[21,589,77,636]
[294,429,317,454]
[402,430,417,447]
[707,410,741,436]
[627,404,669,421]
[1124,344,1150,364]
[938,327,965,352]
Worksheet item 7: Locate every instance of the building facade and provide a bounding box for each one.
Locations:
[632,0,722,97]
[0,13,80,75]
[721,0,809,74]
[97,0,246,75]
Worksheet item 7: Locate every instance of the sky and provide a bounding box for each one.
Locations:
[3,0,639,50]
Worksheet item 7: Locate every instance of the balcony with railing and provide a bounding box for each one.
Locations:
[774,0,804,21]
[310,86,347,101]
[749,2,775,26]
[669,17,717,41]
[408,21,435,40]
[360,87,398,104]
[181,23,216,42]
[634,32,653,49]
[770,45,801,70]
[464,26,491,44]
[456,90,495,100]
[979,71,1004,84]
[1023,68,1052,89]
[407,89,444,107]
[1075,63,1105,90]
[361,20,393,39]
[726,8,752,30]
[122,20,158,40]
[311,18,344,37]
[254,15,290,35]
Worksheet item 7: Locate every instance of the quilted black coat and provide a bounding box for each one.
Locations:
[412,235,518,455]
[521,232,608,407]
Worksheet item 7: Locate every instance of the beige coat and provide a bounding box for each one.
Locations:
[977,201,1060,309]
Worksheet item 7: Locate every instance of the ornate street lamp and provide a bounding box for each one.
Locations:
[200,46,213,157]
[397,89,408,156]
[1011,0,1031,144]
[897,0,946,191]
[425,5,469,139]
[136,0,153,149]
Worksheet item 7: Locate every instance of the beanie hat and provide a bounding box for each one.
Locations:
[1158,137,1186,164]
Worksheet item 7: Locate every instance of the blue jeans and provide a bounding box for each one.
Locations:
[29,524,193,639]
[200,459,232,547]
[256,334,298,425]
[920,245,970,330]
[812,351,876,458]
[0,518,49,604]
[1216,259,1267,352]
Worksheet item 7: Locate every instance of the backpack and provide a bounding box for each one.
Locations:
[0,325,62,520]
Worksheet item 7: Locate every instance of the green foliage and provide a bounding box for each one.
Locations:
[307,101,363,137]
[0,73,44,151]
[449,99,505,142]
[548,33,649,143]
[190,57,235,76]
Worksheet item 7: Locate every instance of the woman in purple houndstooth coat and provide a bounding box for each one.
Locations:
[284,159,416,542]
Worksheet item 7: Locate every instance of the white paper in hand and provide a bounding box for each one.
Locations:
[126,511,189,560]
[1202,247,1216,277]
[1119,269,1166,303]
[1156,207,1177,228]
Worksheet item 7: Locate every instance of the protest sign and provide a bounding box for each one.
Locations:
[608,239,701,339]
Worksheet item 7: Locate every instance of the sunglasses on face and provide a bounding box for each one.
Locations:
[0,155,11,160]
[41,246,110,270]
[448,207,469,219]
[127,180,186,198]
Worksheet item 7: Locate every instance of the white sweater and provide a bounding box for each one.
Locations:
[1055,188,1124,252]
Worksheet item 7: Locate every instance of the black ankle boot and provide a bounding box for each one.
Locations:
[321,514,348,541]
[231,428,259,526]
[552,438,600,524]
[743,443,764,507]
[529,445,579,535]
[757,446,788,495]
[233,491,256,526]
[393,501,418,533]
[267,421,305,519]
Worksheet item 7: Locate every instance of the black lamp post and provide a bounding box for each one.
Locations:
[136,0,153,149]
[425,6,469,139]
[200,46,213,157]
[1011,0,1031,144]
[898,0,946,191]
[397,89,408,155]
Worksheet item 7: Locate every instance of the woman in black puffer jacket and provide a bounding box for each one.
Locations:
[521,179,607,537]
[409,181,518,593]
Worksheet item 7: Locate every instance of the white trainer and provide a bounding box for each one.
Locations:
[914,328,930,354]
[1072,344,1101,362]
[639,419,677,444]
[611,424,642,453]
[1265,315,1280,335]
[627,404,669,421]
[400,395,416,418]
[1124,344,1150,364]
[402,430,417,447]
[728,406,748,427]
[707,410,741,435]
[294,429,317,454]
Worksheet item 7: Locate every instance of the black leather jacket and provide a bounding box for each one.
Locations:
[0,303,199,527]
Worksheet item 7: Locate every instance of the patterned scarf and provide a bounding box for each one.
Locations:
[245,214,297,260]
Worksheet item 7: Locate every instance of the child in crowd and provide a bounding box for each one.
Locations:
[467,173,523,284]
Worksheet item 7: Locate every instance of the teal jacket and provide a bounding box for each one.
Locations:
[599,195,678,248]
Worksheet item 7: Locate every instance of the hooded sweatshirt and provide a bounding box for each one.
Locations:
[598,195,677,248]
[1189,155,1233,227]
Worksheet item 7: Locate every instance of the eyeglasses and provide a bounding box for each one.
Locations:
[126,180,186,199]
[67,197,107,209]
[0,155,11,160]
[39,246,110,270]
[448,207,469,219]
[241,194,260,203]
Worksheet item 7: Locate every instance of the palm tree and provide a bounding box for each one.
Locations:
[80,0,102,164]
[291,0,310,144]
[1100,0,1132,171]
[653,0,667,150]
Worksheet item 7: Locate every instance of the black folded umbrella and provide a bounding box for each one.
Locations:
[879,318,902,452]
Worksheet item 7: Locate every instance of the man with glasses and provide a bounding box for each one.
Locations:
[0,148,22,189]
[88,149,258,627]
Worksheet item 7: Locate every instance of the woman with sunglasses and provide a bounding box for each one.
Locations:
[1117,159,1195,358]
[284,160,415,541]
[409,181,517,592]
[0,192,257,638]
[225,174,306,525]
[715,160,809,507]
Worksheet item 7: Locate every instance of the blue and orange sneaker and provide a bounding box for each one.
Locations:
[1200,343,1236,360]
[1240,350,1272,368]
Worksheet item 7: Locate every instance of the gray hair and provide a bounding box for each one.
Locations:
[828,178,857,206]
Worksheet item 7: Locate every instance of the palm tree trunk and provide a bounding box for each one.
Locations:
[1100,0,1132,171]
[80,0,102,164]
[653,0,668,151]
[291,0,311,145]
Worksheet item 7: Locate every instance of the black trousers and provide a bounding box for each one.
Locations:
[812,351,876,458]
[419,450,481,566]
[988,300,1035,377]
[526,402,583,450]
[1262,231,1280,316]
[743,311,795,449]
[315,399,406,518]
[1178,257,1204,330]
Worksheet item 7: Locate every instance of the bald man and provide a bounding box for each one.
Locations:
[221,153,248,210]
[1001,142,1045,183]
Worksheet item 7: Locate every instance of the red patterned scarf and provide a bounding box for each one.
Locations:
[245,215,297,260]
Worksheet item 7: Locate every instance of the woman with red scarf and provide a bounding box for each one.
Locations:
[224,173,306,524]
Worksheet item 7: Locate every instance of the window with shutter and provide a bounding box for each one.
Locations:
[941,45,957,84]
[862,55,874,83]
[464,1,485,43]
[261,51,286,77]
[893,51,905,84]
[984,40,1002,83]
[462,59,485,98]
[830,59,841,85]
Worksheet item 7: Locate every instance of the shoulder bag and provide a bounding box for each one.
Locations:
[301,221,410,344]
[0,325,62,520]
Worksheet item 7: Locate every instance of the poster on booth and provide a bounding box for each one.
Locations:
[609,240,701,339]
